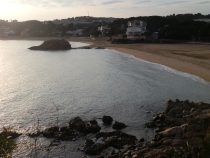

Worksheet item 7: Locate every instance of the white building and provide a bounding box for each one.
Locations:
[194,19,210,23]
[126,20,147,39]
[98,25,111,37]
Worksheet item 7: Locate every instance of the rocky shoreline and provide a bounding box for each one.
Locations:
[1,100,210,157]
[117,100,210,158]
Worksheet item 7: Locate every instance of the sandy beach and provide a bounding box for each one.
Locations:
[81,37,210,82]
[109,45,210,82]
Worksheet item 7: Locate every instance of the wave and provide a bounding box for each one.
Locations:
[107,49,208,85]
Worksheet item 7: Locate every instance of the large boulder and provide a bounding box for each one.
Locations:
[84,131,137,155]
[42,126,59,138]
[112,121,127,130]
[102,116,113,125]
[29,39,72,51]
[85,120,101,134]
[69,117,101,134]
[69,117,86,133]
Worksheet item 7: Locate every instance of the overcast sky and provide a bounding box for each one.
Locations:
[0,0,210,21]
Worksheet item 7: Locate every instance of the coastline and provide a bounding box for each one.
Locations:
[1,38,210,157]
[1,37,210,82]
[85,38,210,83]
[108,47,210,83]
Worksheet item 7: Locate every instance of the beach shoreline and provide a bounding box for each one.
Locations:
[1,36,210,82]
[108,47,210,83]
[87,38,210,82]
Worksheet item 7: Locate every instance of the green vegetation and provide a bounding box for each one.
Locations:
[0,128,20,158]
[111,13,210,42]
[1,13,210,42]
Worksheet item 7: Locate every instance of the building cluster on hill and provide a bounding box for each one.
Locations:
[0,17,116,38]
[50,16,117,25]
[0,14,210,42]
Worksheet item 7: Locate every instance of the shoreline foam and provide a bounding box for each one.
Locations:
[108,49,209,85]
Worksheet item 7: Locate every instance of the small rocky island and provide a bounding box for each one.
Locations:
[29,39,72,51]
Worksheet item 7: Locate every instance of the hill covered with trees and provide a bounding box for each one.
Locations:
[0,14,210,42]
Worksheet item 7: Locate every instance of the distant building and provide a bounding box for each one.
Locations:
[98,25,111,37]
[194,19,210,23]
[126,20,147,39]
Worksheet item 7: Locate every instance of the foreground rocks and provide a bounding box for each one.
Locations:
[113,121,127,130]
[84,131,137,155]
[2,99,210,158]
[102,116,113,125]
[28,116,133,155]
[38,117,101,141]
[117,100,210,158]
[29,39,72,51]
[69,117,101,134]
[25,100,210,157]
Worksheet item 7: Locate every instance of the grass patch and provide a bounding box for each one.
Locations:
[0,128,21,158]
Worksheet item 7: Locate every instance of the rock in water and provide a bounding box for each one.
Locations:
[84,131,137,155]
[69,117,86,133]
[29,39,71,51]
[113,121,127,130]
[42,126,59,138]
[69,117,101,134]
[102,116,113,125]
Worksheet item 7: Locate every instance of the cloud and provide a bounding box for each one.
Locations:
[0,0,209,20]
[159,0,189,6]
[9,0,96,7]
[198,0,210,4]
[101,0,125,5]
[135,0,152,4]
[10,0,127,7]
[7,0,210,8]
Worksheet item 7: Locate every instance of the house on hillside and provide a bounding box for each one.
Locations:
[194,19,210,23]
[126,20,147,39]
[98,25,111,37]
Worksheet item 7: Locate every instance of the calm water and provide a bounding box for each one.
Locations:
[0,40,210,157]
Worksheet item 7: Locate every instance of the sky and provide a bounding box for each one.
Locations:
[0,0,210,21]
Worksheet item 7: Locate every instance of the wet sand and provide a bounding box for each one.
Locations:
[85,38,210,82]
[109,46,210,82]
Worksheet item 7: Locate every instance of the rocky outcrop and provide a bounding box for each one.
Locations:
[31,117,101,141]
[69,117,101,134]
[113,121,127,130]
[29,39,72,51]
[25,100,210,158]
[41,126,79,141]
[102,115,113,125]
[27,116,135,157]
[117,100,210,158]
[69,117,86,132]
[84,131,137,155]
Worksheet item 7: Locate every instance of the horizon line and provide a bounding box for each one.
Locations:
[1,12,210,22]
